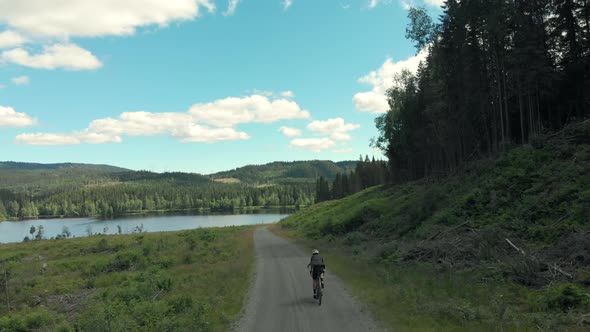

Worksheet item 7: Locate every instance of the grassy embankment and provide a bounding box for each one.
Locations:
[277,122,590,331]
[0,227,255,331]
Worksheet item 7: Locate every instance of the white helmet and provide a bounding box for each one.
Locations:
[312,249,319,255]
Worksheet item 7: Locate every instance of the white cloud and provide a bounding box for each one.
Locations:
[178,125,250,142]
[11,75,29,85]
[15,133,82,145]
[15,132,122,145]
[353,47,428,113]
[15,94,307,145]
[0,84,6,89]
[189,94,310,127]
[88,112,194,137]
[2,43,102,70]
[0,0,215,38]
[289,138,336,152]
[0,30,27,48]
[400,0,443,9]
[16,111,250,145]
[224,0,240,16]
[0,1,215,70]
[279,126,301,138]
[283,0,293,10]
[281,90,295,98]
[424,0,444,7]
[0,106,36,127]
[333,148,353,153]
[307,117,360,141]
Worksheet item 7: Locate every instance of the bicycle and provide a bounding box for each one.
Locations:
[314,273,323,305]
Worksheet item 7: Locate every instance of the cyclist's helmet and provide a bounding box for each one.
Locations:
[312,249,319,255]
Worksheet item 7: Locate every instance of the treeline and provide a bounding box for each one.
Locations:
[375,1,590,182]
[210,160,356,184]
[0,183,315,220]
[315,156,389,202]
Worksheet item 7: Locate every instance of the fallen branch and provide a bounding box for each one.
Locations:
[505,238,526,255]
[550,264,573,279]
[505,238,573,280]
[550,215,567,228]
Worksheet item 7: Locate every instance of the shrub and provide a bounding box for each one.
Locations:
[343,231,367,246]
[542,283,590,311]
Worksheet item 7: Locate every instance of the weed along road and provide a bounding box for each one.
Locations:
[235,227,383,332]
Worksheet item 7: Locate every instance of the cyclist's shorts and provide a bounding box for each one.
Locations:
[311,266,325,279]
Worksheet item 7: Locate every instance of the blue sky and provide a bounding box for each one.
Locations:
[0,0,442,174]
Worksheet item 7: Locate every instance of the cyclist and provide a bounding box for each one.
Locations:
[307,249,325,299]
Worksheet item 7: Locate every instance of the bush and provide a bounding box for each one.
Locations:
[343,232,367,246]
[542,283,590,311]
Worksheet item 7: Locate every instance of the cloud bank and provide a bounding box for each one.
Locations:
[16,94,309,145]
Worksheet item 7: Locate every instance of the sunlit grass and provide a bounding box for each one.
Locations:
[0,227,255,331]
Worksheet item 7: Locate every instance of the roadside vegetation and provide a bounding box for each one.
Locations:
[0,227,255,331]
[279,122,590,331]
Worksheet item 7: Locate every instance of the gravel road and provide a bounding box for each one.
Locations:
[234,227,384,332]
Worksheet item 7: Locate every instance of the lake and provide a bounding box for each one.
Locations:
[0,212,291,244]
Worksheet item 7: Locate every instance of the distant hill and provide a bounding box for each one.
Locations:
[0,162,212,195]
[115,170,210,185]
[0,160,357,197]
[209,160,357,184]
[0,161,129,173]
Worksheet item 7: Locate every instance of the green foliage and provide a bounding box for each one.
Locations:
[0,160,337,220]
[405,6,438,50]
[376,0,590,183]
[0,308,58,331]
[0,227,255,331]
[279,132,590,330]
[539,283,590,312]
[210,160,356,185]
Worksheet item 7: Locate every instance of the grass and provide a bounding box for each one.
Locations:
[274,226,590,331]
[0,226,256,331]
[276,125,590,331]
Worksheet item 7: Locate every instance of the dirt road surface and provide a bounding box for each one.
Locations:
[235,227,384,332]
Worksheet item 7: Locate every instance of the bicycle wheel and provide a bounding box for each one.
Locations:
[316,276,322,306]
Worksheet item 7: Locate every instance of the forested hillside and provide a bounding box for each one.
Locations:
[0,162,129,172]
[209,160,356,184]
[375,1,590,182]
[0,160,358,220]
[279,2,590,330]
[281,120,590,330]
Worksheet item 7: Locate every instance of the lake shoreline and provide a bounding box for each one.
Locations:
[0,212,291,244]
[0,205,301,223]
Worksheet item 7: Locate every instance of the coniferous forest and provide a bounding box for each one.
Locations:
[0,160,355,220]
[375,1,589,183]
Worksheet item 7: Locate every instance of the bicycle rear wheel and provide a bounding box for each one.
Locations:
[316,276,322,306]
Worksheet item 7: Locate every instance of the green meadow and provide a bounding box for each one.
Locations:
[0,227,255,331]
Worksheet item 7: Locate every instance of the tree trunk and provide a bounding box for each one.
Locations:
[502,61,511,143]
[519,81,526,145]
[498,77,505,149]
[528,94,534,139]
